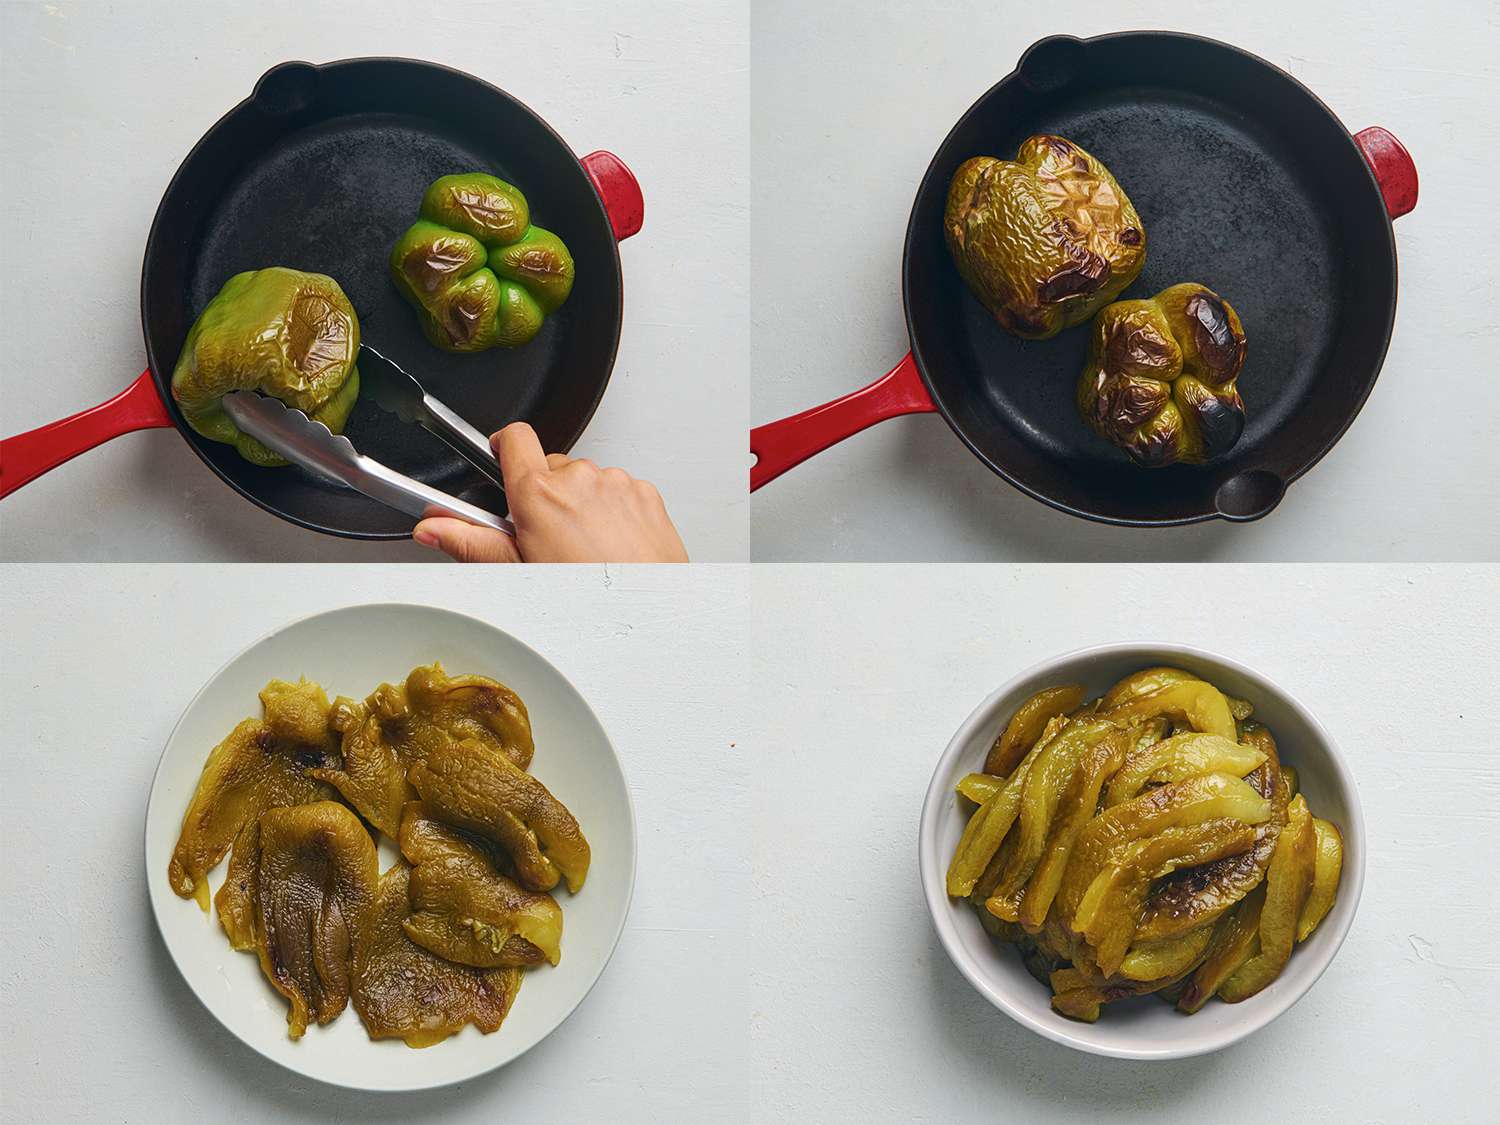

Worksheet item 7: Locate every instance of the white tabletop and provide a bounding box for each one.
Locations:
[751,0,1500,561]
[0,565,747,1122]
[0,0,747,562]
[751,563,1498,1122]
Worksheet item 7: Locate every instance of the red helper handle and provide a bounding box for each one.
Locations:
[750,352,936,491]
[0,370,173,498]
[581,150,644,241]
[1354,127,1418,219]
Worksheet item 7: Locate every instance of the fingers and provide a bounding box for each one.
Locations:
[492,422,550,486]
[412,517,522,563]
[545,453,571,470]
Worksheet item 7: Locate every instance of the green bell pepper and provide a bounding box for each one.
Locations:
[389,173,575,352]
[170,267,361,467]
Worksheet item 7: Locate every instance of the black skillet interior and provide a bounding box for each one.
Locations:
[905,34,1397,525]
[142,59,622,538]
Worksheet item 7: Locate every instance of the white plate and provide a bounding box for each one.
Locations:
[145,603,636,1091]
[918,643,1365,1060]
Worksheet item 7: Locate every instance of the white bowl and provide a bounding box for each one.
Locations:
[917,642,1365,1060]
[145,603,637,1091]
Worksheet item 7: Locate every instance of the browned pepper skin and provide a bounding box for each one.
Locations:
[168,679,341,910]
[1077,282,1248,466]
[252,802,379,1040]
[944,136,1146,340]
[352,862,523,1048]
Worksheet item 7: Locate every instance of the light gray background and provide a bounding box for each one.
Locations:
[751,0,1500,560]
[0,0,747,561]
[0,565,746,1122]
[752,564,1498,1122]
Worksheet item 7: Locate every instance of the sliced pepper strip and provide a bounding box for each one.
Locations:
[984,684,1087,776]
[1218,795,1316,1002]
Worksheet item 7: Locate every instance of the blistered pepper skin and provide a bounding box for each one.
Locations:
[390,172,575,352]
[1077,282,1248,467]
[170,267,361,466]
[944,136,1146,340]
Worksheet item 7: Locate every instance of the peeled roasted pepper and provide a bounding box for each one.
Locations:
[168,678,340,910]
[252,801,379,1040]
[944,135,1146,340]
[410,739,591,894]
[1077,282,1248,467]
[390,172,574,352]
[170,267,361,466]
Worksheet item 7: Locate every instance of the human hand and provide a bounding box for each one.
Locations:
[412,422,689,563]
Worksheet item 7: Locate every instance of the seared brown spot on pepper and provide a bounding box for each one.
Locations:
[942,136,1145,339]
[1186,293,1246,378]
[1098,373,1169,430]
[1038,248,1109,304]
[403,239,474,294]
[1119,227,1141,245]
[444,293,488,344]
[288,293,353,380]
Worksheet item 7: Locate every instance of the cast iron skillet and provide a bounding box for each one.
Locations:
[750,32,1418,525]
[0,58,643,538]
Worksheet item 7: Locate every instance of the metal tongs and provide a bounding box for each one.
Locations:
[221,344,515,536]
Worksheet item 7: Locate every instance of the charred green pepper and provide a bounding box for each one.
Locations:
[944,135,1145,340]
[1077,282,1248,467]
[170,267,361,467]
[390,172,574,352]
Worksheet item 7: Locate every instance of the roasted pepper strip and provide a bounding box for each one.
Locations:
[947,715,1070,897]
[1015,726,1130,931]
[955,772,1006,805]
[1056,772,1272,925]
[987,718,1121,916]
[1101,679,1236,742]
[1218,795,1317,1002]
[984,684,1087,776]
[945,744,1046,897]
[1100,667,1199,709]
[1072,817,1258,976]
[1117,923,1217,982]
[1296,817,1343,942]
[1103,732,1265,807]
[1050,959,1202,1024]
[1177,884,1266,1013]
[1134,722,1289,942]
[1281,764,1300,798]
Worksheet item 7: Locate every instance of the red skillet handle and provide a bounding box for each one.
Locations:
[581,150,644,241]
[0,370,173,498]
[1354,127,1418,219]
[750,353,936,491]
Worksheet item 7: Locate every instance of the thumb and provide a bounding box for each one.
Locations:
[413,517,523,563]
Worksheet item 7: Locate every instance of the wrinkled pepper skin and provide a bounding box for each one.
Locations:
[410,740,590,894]
[1077,282,1248,467]
[353,862,523,1048]
[170,267,361,466]
[252,802,379,1040]
[390,173,574,352]
[944,135,1146,340]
